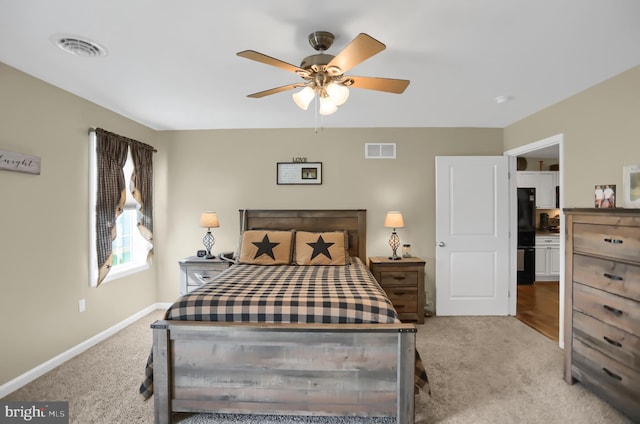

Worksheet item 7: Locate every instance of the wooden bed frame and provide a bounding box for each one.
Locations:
[152,209,418,423]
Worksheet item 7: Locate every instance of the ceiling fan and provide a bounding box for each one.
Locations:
[236,31,410,115]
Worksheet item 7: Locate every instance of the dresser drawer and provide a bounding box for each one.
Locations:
[573,223,640,263]
[383,286,418,314]
[379,271,418,286]
[573,254,640,301]
[573,311,640,370]
[573,283,640,335]
[572,338,640,420]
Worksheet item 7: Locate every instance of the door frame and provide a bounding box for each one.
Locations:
[504,133,565,348]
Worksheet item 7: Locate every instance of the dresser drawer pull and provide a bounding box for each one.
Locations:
[603,336,623,348]
[602,367,622,381]
[603,238,623,244]
[603,273,623,281]
[602,304,623,316]
[393,276,406,281]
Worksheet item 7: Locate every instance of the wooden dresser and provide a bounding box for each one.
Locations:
[564,208,640,421]
[368,256,426,324]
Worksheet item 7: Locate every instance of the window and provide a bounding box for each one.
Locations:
[89,131,152,286]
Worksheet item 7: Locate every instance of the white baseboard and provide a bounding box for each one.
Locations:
[0,302,171,398]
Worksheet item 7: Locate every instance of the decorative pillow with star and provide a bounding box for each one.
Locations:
[238,230,294,265]
[294,231,350,266]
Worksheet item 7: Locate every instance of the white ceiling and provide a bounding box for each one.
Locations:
[1,1,639,131]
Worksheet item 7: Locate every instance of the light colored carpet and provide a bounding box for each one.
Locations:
[1,309,633,424]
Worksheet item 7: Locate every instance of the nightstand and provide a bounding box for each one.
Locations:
[179,256,231,294]
[368,256,426,324]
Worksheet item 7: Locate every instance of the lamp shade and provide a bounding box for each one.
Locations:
[200,212,220,228]
[319,95,338,115]
[384,211,404,228]
[292,86,315,110]
[326,82,349,106]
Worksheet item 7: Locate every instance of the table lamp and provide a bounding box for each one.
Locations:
[384,211,404,260]
[200,211,220,259]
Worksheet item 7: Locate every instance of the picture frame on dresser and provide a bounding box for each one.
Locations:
[623,164,640,208]
[594,184,616,208]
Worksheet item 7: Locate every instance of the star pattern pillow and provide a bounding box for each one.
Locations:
[294,231,350,266]
[238,230,294,265]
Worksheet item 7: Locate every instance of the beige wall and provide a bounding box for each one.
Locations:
[505,65,640,207]
[154,128,504,303]
[0,62,168,385]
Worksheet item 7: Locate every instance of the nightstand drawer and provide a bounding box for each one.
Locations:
[379,271,418,286]
[573,283,640,335]
[187,269,223,287]
[179,257,231,294]
[383,286,418,314]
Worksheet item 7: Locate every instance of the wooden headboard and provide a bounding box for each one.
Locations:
[239,209,367,262]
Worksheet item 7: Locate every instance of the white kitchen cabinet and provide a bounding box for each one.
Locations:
[517,171,558,209]
[535,235,560,280]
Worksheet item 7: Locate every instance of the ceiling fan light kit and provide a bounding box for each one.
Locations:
[237,31,409,116]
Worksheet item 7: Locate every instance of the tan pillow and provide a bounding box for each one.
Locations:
[238,230,294,265]
[294,231,350,266]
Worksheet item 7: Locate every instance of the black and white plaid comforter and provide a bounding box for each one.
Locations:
[167,257,399,324]
[140,258,429,399]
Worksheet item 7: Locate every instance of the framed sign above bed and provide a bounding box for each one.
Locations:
[277,162,322,185]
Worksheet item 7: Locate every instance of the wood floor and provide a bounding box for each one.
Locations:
[516,281,559,342]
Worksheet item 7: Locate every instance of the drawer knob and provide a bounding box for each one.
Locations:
[393,276,406,281]
[602,367,622,381]
[603,336,623,348]
[603,237,623,244]
[602,304,623,316]
[603,273,623,281]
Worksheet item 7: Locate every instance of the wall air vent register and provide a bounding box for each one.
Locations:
[365,143,396,159]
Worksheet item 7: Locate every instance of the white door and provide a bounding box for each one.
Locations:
[435,156,510,315]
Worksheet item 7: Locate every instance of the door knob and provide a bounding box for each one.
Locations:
[437,241,446,247]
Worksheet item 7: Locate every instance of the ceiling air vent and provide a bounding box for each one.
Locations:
[365,143,396,159]
[55,36,107,57]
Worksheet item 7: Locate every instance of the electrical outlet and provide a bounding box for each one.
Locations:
[425,291,430,306]
[79,299,86,313]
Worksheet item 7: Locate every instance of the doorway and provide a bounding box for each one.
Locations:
[505,134,564,347]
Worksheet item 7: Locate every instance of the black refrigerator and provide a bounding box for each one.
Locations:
[517,187,536,285]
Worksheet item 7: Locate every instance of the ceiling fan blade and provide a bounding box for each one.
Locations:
[246,83,304,98]
[348,76,410,94]
[237,50,306,74]
[327,33,386,74]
